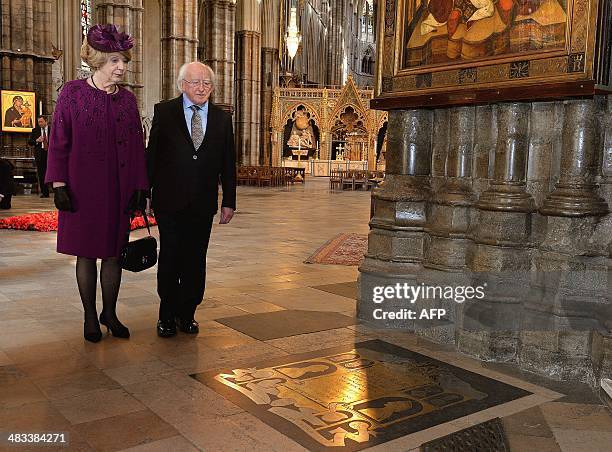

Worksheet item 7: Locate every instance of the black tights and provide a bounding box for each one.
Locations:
[76,256,123,332]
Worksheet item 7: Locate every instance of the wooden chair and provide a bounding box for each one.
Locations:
[353,170,367,190]
[329,169,342,189]
[247,166,259,186]
[341,170,355,190]
[258,166,272,186]
[237,166,249,185]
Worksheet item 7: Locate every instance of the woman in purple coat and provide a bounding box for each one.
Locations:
[46,24,149,342]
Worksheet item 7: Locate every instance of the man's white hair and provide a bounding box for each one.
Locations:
[176,62,216,92]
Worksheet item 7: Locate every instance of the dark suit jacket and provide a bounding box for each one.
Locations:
[146,95,236,216]
[0,158,15,197]
[28,125,51,151]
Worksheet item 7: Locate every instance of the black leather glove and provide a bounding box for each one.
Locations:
[126,189,149,215]
[53,186,74,212]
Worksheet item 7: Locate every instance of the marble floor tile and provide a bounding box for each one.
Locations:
[118,435,199,452]
[0,378,47,408]
[52,388,146,425]
[552,428,612,452]
[34,369,120,400]
[73,409,179,452]
[540,402,612,431]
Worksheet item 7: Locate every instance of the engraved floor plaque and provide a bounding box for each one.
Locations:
[191,340,531,451]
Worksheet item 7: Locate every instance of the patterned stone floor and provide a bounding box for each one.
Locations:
[0,178,611,451]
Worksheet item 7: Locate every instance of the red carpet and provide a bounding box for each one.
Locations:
[304,233,368,266]
[0,211,157,232]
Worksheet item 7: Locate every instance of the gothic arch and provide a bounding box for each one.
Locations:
[330,104,368,139]
[328,101,368,132]
[281,102,321,129]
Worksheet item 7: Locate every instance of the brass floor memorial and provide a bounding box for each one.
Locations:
[191,340,531,450]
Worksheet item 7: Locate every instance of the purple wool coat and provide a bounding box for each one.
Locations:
[45,79,149,258]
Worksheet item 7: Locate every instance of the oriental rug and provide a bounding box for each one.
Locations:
[305,233,367,266]
[0,211,157,232]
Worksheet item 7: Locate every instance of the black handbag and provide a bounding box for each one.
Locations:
[119,214,158,272]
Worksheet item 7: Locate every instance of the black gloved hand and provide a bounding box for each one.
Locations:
[53,186,74,212]
[126,189,149,215]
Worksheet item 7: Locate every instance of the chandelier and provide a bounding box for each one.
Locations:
[286,4,301,60]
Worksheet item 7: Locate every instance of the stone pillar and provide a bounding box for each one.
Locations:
[459,103,536,362]
[358,109,433,327]
[96,0,144,111]
[160,0,199,100]
[424,106,475,271]
[259,0,280,166]
[420,107,475,344]
[260,47,278,166]
[326,0,344,85]
[0,0,54,150]
[199,0,235,113]
[522,98,610,383]
[541,99,608,217]
[235,0,262,166]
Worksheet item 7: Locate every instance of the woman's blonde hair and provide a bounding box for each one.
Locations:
[80,38,132,70]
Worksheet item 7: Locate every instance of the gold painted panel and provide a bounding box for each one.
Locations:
[376,0,611,105]
[192,340,531,451]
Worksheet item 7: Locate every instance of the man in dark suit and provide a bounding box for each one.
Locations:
[0,158,15,209]
[147,61,237,337]
[27,116,50,197]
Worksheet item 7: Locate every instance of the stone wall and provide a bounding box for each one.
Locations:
[1,0,54,150]
[358,97,612,386]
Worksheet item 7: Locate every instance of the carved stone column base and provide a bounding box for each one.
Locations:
[457,329,518,362]
[423,235,471,271]
[471,210,534,248]
[357,257,420,327]
[477,183,536,213]
[540,216,601,255]
[540,184,609,217]
[424,201,471,271]
[372,174,430,204]
[519,331,595,384]
[366,228,426,264]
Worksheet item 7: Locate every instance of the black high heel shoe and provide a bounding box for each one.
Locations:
[99,312,130,338]
[83,319,102,343]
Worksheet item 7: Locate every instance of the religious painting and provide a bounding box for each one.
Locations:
[1,90,36,133]
[373,0,612,108]
[403,0,567,68]
[192,340,533,451]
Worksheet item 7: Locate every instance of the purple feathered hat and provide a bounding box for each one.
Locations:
[87,24,134,52]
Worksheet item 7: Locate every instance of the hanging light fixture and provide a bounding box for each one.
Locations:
[286,2,301,60]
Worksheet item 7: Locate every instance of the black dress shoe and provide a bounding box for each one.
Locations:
[157,319,177,337]
[177,318,199,334]
[40,193,49,198]
[99,312,130,338]
[83,320,102,343]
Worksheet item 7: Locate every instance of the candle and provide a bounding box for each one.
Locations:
[39,100,43,116]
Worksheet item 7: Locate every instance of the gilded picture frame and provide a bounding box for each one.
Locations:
[1,90,36,133]
[373,0,612,108]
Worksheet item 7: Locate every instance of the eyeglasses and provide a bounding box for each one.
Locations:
[182,79,213,88]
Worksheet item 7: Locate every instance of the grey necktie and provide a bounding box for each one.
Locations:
[190,105,204,149]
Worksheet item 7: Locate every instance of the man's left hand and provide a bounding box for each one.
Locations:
[220,207,234,224]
